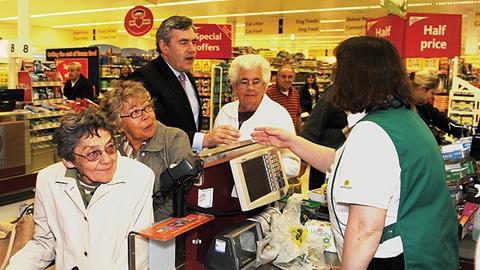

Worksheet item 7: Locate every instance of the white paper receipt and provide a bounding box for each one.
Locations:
[198,188,213,208]
[215,239,226,253]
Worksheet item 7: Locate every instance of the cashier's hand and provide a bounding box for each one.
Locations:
[251,127,295,149]
[203,125,241,148]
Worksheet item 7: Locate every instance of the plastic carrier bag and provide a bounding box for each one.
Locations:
[254,194,326,270]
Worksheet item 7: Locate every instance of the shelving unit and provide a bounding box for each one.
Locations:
[448,88,480,126]
[99,54,150,92]
[208,63,233,131]
[447,59,480,127]
[192,60,233,132]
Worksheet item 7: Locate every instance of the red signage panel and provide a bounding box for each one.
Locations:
[366,15,405,57]
[403,13,462,58]
[55,58,89,83]
[194,24,232,59]
[124,5,154,37]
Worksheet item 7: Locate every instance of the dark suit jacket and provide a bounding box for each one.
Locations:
[130,57,202,144]
[63,74,94,100]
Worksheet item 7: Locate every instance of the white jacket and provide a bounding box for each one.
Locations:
[7,156,154,270]
[214,95,300,177]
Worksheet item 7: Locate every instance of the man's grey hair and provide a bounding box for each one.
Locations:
[54,107,114,163]
[228,54,271,85]
[156,15,195,53]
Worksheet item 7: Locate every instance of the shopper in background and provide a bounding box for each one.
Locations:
[410,70,465,144]
[6,108,153,270]
[130,15,239,152]
[252,36,458,270]
[266,65,302,134]
[301,85,348,189]
[214,54,300,178]
[100,80,193,221]
[299,73,320,115]
[118,64,132,80]
[63,61,95,100]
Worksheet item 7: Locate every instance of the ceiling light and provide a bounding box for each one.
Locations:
[0,16,17,21]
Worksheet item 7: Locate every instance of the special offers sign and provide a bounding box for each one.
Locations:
[403,13,462,58]
[194,24,232,59]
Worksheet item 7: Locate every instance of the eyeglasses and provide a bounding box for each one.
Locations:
[120,104,153,119]
[236,79,264,89]
[74,142,117,162]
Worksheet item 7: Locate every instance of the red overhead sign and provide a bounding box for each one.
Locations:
[366,15,405,57]
[124,6,154,37]
[194,24,232,59]
[403,13,462,58]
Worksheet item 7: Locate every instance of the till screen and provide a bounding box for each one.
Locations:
[241,156,271,202]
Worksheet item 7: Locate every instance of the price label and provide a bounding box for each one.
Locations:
[18,41,32,58]
[7,40,18,57]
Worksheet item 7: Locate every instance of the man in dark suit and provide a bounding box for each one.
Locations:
[131,15,239,152]
[63,62,94,100]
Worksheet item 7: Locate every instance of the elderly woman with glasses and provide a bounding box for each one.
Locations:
[7,108,154,270]
[213,54,300,177]
[100,80,194,222]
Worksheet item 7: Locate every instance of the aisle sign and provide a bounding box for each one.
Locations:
[474,10,480,28]
[366,15,405,57]
[7,40,17,57]
[245,17,278,35]
[124,5,154,37]
[344,16,367,34]
[403,13,462,58]
[73,30,90,41]
[283,17,321,34]
[17,40,32,59]
[94,28,118,41]
[194,24,232,59]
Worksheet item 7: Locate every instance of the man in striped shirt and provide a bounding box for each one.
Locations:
[266,65,302,134]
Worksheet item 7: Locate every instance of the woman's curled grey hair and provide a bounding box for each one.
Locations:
[54,107,114,162]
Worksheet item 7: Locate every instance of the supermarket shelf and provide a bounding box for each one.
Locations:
[449,110,476,115]
[24,111,66,120]
[32,98,64,106]
[450,96,476,101]
[31,135,53,144]
[101,64,123,68]
[31,122,61,131]
[32,81,63,87]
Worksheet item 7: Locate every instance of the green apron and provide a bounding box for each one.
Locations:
[358,107,459,269]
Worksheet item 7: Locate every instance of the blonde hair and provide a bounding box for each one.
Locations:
[411,70,439,90]
[99,80,152,130]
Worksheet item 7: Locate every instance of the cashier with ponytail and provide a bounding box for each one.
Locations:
[252,36,458,269]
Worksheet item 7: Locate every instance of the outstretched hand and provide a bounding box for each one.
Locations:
[203,125,241,148]
[251,127,295,149]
